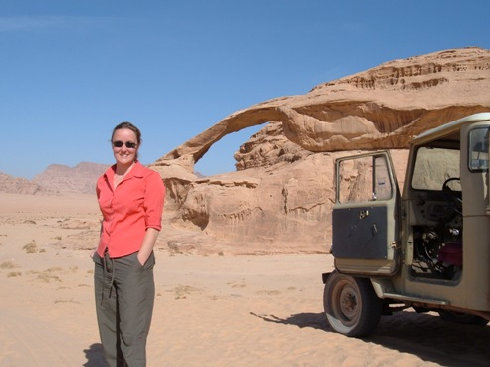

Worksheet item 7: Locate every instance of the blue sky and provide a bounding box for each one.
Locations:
[1,0,489,179]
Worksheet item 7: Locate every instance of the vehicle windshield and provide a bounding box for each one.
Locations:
[411,147,460,191]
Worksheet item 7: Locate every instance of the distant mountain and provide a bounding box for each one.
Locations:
[0,162,110,195]
[33,162,110,194]
[0,172,46,194]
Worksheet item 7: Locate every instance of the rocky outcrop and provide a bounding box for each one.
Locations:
[153,149,409,255]
[33,162,109,194]
[153,47,489,254]
[0,162,109,195]
[155,47,489,170]
[0,172,45,195]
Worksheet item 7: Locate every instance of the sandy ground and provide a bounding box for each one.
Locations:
[0,193,489,367]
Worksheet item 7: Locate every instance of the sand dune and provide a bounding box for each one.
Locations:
[0,193,489,367]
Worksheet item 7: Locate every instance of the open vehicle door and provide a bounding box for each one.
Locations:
[332,151,401,276]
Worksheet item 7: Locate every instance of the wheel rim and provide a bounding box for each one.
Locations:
[331,279,361,326]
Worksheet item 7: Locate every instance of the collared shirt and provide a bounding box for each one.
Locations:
[96,161,165,258]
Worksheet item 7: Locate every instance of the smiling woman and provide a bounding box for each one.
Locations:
[92,121,166,367]
[111,122,141,172]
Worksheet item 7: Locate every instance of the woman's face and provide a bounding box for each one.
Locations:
[112,128,138,166]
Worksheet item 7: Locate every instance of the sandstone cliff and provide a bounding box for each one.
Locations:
[151,47,490,255]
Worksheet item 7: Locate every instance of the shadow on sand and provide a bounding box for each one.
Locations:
[83,343,107,367]
[252,310,490,367]
[250,311,328,331]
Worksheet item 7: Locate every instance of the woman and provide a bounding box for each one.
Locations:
[92,121,165,367]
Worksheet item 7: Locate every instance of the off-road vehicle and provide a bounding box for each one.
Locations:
[322,112,490,337]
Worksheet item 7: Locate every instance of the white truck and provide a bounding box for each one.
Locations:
[323,112,490,337]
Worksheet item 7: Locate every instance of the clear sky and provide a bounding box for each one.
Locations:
[1,0,489,179]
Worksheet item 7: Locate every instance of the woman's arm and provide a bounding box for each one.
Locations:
[90,220,104,258]
[138,171,165,265]
[137,227,160,265]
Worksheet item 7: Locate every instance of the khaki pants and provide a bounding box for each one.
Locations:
[93,251,155,367]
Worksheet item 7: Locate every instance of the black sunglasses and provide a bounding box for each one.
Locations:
[112,140,137,149]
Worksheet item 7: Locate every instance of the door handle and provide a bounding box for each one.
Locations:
[359,209,369,219]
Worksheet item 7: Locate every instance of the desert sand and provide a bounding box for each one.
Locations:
[1,192,489,367]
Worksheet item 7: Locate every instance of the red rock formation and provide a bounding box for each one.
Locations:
[155,47,489,169]
[151,47,490,255]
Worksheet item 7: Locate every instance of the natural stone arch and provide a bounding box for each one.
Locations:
[149,47,490,255]
[153,47,490,174]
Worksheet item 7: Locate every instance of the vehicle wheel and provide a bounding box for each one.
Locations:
[438,310,489,326]
[323,271,382,337]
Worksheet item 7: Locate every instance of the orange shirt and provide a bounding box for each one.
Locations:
[96,161,165,258]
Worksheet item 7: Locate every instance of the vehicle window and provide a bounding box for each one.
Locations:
[374,155,393,200]
[468,127,489,172]
[338,155,393,203]
[412,147,460,191]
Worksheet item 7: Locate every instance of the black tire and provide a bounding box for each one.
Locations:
[438,310,489,326]
[323,271,382,337]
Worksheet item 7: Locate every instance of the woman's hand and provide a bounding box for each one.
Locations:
[137,228,160,266]
[137,251,147,266]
